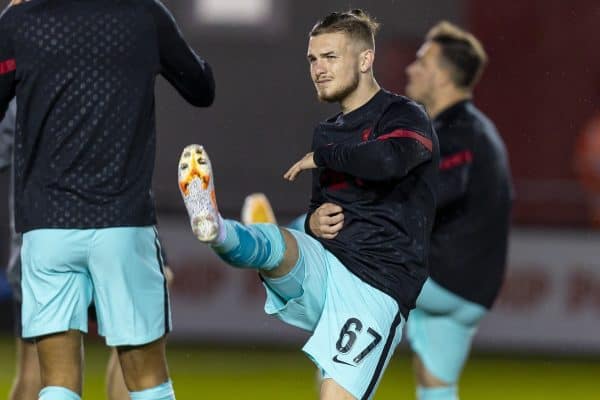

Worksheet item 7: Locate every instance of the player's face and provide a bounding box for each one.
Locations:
[405,41,443,105]
[307,32,361,103]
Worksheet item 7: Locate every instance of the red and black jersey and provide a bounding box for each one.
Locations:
[0,0,214,233]
[430,100,513,309]
[306,89,439,317]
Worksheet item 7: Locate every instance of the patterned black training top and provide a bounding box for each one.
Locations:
[306,89,440,317]
[0,0,214,232]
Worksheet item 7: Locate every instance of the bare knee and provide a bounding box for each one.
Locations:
[413,353,449,387]
[320,378,356,400]
[118,337,169,391]
[260,228,299,279]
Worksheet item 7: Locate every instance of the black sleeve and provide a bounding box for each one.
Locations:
[149,0,215,107]
[304,167,325,237]
[437,148,473,208]
[313,102,434,181]
[0,99,15,172]
[0,7,17,121]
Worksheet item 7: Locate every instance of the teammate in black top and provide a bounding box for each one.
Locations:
[0,0,214,399]
[404,22,513,400]
[1,99,175,400]
[0,0,214,233]
[179,10,438,399]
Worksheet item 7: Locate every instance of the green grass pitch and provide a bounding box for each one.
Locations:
[0,336,598,399]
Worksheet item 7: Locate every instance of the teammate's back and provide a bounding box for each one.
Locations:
[431,100,512,307]
[0,0,214,232]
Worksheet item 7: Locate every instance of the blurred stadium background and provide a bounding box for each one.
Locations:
[1,0,599,398]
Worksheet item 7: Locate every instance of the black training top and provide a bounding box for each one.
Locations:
[306,89,439,317]
[0,0,214,233]
[430,100,513,308]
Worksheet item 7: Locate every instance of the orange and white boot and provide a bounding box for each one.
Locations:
[178,144,221,242]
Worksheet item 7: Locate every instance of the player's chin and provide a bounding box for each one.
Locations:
[317,91,339,103]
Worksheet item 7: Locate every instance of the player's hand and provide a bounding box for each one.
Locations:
[9,0,26,6]
[309,203,344,239]
[164,266,174,288]
[284,152,317,181]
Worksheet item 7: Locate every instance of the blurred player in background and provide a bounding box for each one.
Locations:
[0,0,214,398]
[180,9,438,399]
[404,21,513,400]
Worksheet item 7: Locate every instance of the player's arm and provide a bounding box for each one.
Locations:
[0,6,17,122]
[0,100,16,172]
[149,0,215,107]
[437,144,473,208]
[313,103,434,181]
[302,168,344,239]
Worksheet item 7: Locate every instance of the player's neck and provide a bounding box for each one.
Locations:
[340,78,381,115]
[428,89,472,118]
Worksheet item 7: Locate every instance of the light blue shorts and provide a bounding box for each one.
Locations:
[264,230,404,400]
[407,278,487,384]
[21,227,171,346]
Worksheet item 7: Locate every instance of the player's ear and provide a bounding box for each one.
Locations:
[359,49,375,73]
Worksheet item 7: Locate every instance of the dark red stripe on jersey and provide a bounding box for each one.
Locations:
[329,182,350,191]
[440,150,473,171]
[0,59,16,75]
[321,170,350,191]
[361,128,373,142]
[377,129,433,152]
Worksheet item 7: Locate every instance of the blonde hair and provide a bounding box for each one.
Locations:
[310,9,381,50]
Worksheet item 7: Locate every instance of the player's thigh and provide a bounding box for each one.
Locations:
[20,229,93,339]
[263,229,330,331]
[89,226,170,347]
[304,256,405,400]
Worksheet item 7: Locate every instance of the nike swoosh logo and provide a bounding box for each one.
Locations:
[332,355,355,367]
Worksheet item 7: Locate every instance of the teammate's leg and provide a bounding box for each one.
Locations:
[8,260,42,400]
[408,279,487,400]
[21,229,94,400]
[413,355,458,400]
[106,347,129,400]
[9,338,42,400]
[36,330,84,398]
[117,338,172,395]
[90,226,175,399]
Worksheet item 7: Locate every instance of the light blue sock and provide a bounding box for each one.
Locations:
[417,386,458,400]
[129,380,175,400]
[39,387,81,400]
[212,220,286,270]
